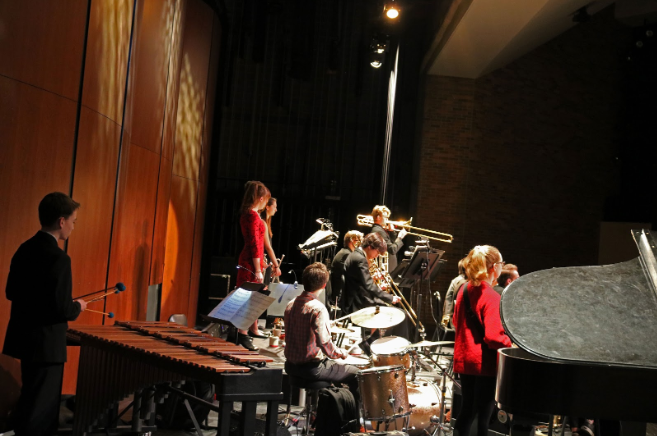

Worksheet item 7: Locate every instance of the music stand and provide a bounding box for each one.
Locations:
[402,247,444,281]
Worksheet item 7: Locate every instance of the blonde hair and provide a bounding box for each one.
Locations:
[343,230,364,248]
[371,205,391,220]
[463,245,501,286]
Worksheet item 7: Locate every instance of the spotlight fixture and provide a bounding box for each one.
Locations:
[370,52,384,68]
[383,0,400,20]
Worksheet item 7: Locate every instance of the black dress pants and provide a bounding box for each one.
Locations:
[454,373,497,436]
[14,361,64,436]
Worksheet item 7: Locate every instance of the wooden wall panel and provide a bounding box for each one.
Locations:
[0,0,88,100]
[106,144,160,320]
[68,107,121,320]
[82,0,134,123]
[162,0,187,161]
[161,176,197,320]
[150,156,173,285]
[172,0,213,180]
[131,0,177,154]
[188,180,207,322]
[0,76,77,425]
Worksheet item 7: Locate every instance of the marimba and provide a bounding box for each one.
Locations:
[67,321,283,436]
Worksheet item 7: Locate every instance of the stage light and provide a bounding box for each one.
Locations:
[370,52,384,68]
[383,0,400,20]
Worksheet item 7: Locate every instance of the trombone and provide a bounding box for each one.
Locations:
[370,261,425,336]
[357,214,454,243]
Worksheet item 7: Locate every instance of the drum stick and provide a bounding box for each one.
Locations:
[85,308,115,318]
[78,282,126,299]
[332,309,361,325]
[87,288,124,303]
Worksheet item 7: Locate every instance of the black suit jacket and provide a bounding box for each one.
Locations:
[330,247,351,303]
[371,224,404,271]
[3,231,81,362]
[343,248,394,314]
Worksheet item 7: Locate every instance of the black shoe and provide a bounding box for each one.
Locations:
[238,333,259,351]
[248,330,269,339]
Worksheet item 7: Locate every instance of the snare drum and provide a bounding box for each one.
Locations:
[393,381,442,436]
[357,365,410,421]
[341,354,371,369]
[371,336,412,370]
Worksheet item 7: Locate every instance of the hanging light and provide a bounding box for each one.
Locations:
[370,52,384,68]
[384,0,400,19]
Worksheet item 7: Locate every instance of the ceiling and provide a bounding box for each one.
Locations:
[423,0,616,78]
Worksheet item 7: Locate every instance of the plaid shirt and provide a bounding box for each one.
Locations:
[284,291,342,364]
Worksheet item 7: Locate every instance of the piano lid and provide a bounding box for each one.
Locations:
[500,229,657,369]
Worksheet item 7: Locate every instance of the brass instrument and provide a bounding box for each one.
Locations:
[369,261,425,335]
[356,214,453,243]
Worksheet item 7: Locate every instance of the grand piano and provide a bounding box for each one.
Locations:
[496,229,657,425]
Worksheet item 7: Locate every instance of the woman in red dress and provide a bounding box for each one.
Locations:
[452,245,512,436]
[234,181,280,350]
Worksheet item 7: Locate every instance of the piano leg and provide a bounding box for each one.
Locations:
[218,400,233,436]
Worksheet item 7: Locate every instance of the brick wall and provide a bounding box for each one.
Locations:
[415,7,630,327]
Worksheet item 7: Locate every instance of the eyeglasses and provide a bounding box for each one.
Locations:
[495,261,506,267]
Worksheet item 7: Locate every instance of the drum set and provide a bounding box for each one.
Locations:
[332,306,454,436]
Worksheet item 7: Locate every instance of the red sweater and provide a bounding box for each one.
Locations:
[453,281,512,377]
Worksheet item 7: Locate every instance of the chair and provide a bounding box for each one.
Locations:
[286,377,331,435]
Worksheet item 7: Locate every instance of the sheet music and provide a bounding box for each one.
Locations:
[207,288,275,331]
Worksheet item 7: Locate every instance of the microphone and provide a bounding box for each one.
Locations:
[78,282,126,299]
[288,269,298,289]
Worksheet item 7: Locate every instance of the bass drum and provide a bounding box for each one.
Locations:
[393,381,442,436]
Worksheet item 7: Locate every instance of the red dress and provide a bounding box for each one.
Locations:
[236,209,266,288]
[453,281,512,377]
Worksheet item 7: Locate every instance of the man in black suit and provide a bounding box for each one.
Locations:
[342,232,400,314]
[330,230,362,309]
[370,205,407,273]
[3,192,87,436]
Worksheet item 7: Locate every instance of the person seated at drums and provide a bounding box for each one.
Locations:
[284,262,360,402]
[452,245,512,436]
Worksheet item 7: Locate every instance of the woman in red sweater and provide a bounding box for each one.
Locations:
[234,181,280,350]
[453,245,512,436]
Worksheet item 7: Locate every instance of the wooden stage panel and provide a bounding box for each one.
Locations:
[0,0,87,101]
[68,106,121,325]
[150,155,173,286]
[188,181,208,323]
[162,0,187,161]
[131,0,177,155]
[0,76,77,411]
[106,144,160,321]
[172,0,214,181]
[81,0,134,124]
[161,175,198,321]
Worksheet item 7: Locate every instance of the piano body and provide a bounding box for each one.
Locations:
[67,321,283,436]
[496,229,657,423]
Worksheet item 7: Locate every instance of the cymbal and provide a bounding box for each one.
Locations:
[408,340,454,348]
[350,306,405,329]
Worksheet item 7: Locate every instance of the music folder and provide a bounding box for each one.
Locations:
[206,282,275,331]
